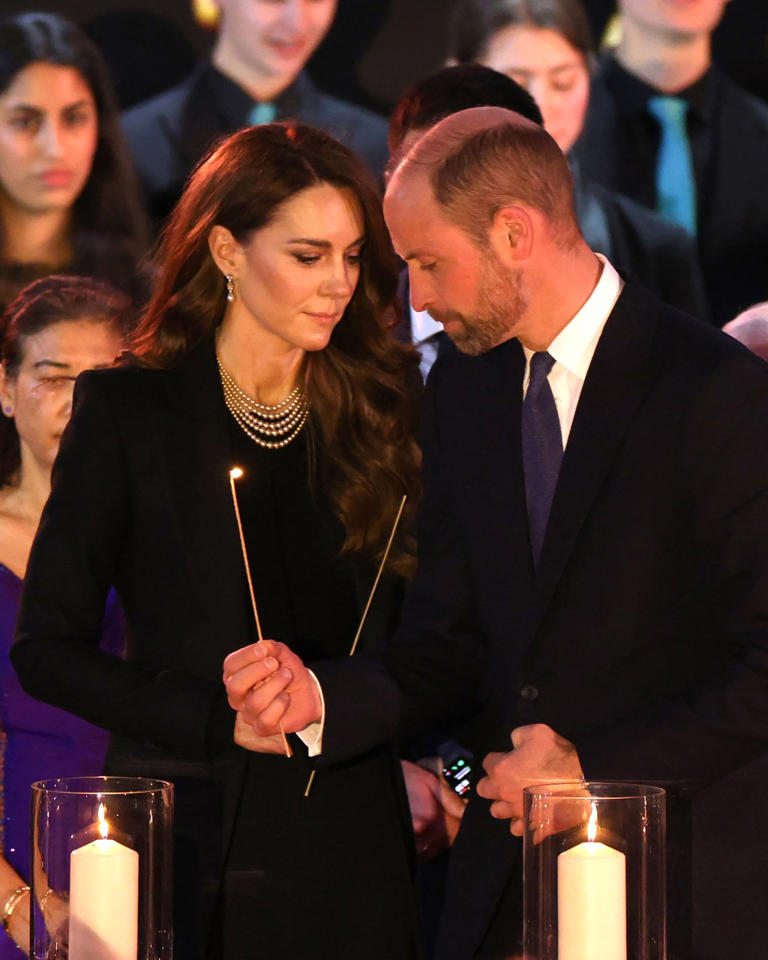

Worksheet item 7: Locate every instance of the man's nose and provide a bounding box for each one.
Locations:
[279,0,306,31]
[408,268,430,313]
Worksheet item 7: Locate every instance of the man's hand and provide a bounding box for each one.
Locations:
[401,759,466,860]
[223,641,322,736]
[476,724,584,836]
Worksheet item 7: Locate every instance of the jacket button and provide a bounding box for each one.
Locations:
[520,683,539,701]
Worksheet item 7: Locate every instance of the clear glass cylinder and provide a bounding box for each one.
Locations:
[523,781,666,960]
[31,776,173,960]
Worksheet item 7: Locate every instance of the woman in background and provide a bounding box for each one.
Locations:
[449,0,709,318]
[12,122,422,959]
[0,275,127,956]
[0,13,149,312]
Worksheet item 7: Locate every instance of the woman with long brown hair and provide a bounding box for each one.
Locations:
[12,123,422,959]
[0,13,149,312]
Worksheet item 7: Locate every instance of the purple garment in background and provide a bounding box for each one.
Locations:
[0,564,123,958]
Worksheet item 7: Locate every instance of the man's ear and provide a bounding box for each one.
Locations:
[208,224,241,278]
[490,205,534,264]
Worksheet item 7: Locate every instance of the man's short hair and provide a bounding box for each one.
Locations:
[395,107,579,249]
[388,63,543,154]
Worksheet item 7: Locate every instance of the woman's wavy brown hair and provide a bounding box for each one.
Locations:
[131,122,420,574]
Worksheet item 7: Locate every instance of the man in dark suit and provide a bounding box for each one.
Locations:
[388,63,709,385]
[122,0,388,223]
[574,0,768,325]
[225,107,768,959]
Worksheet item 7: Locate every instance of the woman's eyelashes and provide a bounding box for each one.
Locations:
[291,248,364,266]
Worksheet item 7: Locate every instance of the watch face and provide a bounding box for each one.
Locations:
[443,757,472,797]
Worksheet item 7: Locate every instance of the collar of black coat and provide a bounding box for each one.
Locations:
[600,51,718,124]
[202,62,318,130]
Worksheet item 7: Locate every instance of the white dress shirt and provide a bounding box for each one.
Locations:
[410,305,444,381]
[522,255,623,447]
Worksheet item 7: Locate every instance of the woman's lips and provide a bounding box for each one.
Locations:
[38,169,75,188]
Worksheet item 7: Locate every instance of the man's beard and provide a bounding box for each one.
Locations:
[432,255,529,357]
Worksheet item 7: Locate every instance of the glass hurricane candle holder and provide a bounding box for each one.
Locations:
[523,781,666,960]
[31,776,173,960]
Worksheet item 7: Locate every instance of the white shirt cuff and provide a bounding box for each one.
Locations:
[296,669,325,756]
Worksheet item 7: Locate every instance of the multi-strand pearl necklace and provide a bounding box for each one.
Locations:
[217,354,310,450]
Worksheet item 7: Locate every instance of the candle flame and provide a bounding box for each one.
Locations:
[98,803,108,840]
[587,802,598,842]
[230,467,243,480]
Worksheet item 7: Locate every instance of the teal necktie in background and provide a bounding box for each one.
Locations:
[248,102,277,126]
[647,95,697,236]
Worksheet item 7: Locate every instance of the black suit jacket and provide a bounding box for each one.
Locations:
[122,64,389,224]
[12,342,419,960]
[314,279,768,959]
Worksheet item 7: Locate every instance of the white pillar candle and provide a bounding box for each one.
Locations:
[557,804,626,960]
[69,804,139,960]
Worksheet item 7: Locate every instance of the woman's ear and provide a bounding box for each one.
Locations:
[208,225,241,278]
[0,365,16,418]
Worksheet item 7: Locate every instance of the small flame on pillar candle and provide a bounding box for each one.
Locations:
[98,802,108,840]
[587,802,598,842]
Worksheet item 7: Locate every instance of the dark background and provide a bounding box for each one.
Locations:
[4,0,766,114]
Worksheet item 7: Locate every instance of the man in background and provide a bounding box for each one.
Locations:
[122,0,388,223]
[574,0,768,325]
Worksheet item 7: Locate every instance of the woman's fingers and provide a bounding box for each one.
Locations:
[240,668,293,732]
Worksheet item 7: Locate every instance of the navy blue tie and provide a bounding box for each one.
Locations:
[522,352,563,566]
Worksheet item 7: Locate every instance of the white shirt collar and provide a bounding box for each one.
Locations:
[523,254,623,379]
[410,305,444,345]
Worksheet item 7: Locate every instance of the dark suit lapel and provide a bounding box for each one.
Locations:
[533,282,663,621]
[155,340,252,646]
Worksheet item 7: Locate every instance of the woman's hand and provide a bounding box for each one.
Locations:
[223,641,322,737]
[233,710,288,754]
[3,886,30,954]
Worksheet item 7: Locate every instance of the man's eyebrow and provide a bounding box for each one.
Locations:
[402,250,432,261]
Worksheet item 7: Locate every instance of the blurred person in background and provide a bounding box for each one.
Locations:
[0,13,149,314]
[123,0,389,225]
[449,0,708,319]
[0,276,126,957]
[388,63,546,381]
[573,0,768,325]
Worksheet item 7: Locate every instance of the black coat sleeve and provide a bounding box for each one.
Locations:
[11,372,231,760]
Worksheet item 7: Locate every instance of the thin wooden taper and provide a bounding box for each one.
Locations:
[229,469,293,758]
[304,494,408,797]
